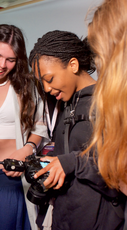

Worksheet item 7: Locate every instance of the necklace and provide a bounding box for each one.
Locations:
[0,78,9,87]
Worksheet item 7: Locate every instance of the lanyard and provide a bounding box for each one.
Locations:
[45,100,58,139]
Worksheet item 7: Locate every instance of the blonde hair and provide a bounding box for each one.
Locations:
[83,0,127,190]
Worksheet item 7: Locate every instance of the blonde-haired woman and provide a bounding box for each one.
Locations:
[85,0,127,196]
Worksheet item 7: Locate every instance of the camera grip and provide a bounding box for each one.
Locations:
[1,159,25,172]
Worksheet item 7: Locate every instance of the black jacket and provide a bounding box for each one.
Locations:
[51,85,126,230]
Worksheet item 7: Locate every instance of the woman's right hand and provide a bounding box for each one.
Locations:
[34,156,66,190]
[2,145,33,177]
[2,168,23,177]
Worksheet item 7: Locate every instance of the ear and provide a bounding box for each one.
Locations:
[69,57,79,74]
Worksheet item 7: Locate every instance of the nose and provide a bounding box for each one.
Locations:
[0,58,6,68]
[43,81,52,93]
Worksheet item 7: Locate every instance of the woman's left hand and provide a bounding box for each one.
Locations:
[34,156,66,190]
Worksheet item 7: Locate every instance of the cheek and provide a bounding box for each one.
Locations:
[53,77,65,89]
[7,62,16,71]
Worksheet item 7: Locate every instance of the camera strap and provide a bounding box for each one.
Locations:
[64,104,90,155]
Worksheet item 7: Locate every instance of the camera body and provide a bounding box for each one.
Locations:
[0,154,51,205]
[25,154,52,205]
[24,154,49,184]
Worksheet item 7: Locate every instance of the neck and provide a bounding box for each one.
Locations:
[76,72,96,92]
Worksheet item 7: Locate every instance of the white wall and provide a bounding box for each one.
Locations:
[0,0,103,79]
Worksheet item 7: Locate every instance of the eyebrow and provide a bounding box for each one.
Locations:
[0,54,16,60]
[7,57,16,60]
[33,73,48,81]
[41,74,49,79]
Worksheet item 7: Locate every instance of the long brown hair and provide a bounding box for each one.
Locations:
[0,24,35,130]
[83,0,127,190]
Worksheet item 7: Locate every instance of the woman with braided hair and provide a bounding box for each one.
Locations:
[0,24,48,230]
[29,30,126,230]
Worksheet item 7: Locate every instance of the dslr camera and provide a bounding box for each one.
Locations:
[0,154,52,205]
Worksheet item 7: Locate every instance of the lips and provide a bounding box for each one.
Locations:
[0,69,6,75]
[56,92,62,100]
[52,91,62,100]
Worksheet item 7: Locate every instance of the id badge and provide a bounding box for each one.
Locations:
[41,142,55,155]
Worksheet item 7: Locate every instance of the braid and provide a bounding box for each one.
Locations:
[36,55,45,94]
[29,30,95,105]
[29,30,95,74]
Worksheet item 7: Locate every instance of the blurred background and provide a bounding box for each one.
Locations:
[0,0,103,79]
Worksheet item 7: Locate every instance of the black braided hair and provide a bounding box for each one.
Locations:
[29,30,95,72]
[29,30,96,97]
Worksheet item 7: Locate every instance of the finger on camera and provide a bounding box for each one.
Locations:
[34,168,46,178]
[5,171,20,177]
[54,175,65,189]
[43,173,58,188]
[43,175,55,187]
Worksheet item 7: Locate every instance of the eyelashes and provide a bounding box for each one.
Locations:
[7,59,16,63]
[47,76,53,83]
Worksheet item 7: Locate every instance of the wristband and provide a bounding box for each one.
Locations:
[24,141,37,155]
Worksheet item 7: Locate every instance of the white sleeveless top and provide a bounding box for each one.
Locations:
[0,85,16,139]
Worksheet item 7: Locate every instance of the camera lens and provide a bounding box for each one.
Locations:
[27,183,50,205]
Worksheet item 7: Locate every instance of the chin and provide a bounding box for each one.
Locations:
[61,97,67,102]
[62,98,69,102]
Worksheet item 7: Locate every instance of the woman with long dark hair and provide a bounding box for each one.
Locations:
[0,24,48,230]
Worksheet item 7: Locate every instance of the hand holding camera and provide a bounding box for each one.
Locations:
[34,156,66,190]
[0,154,66,206]
[0,154,51,205]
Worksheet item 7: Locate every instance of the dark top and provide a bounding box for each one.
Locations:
[50,85,126,230]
